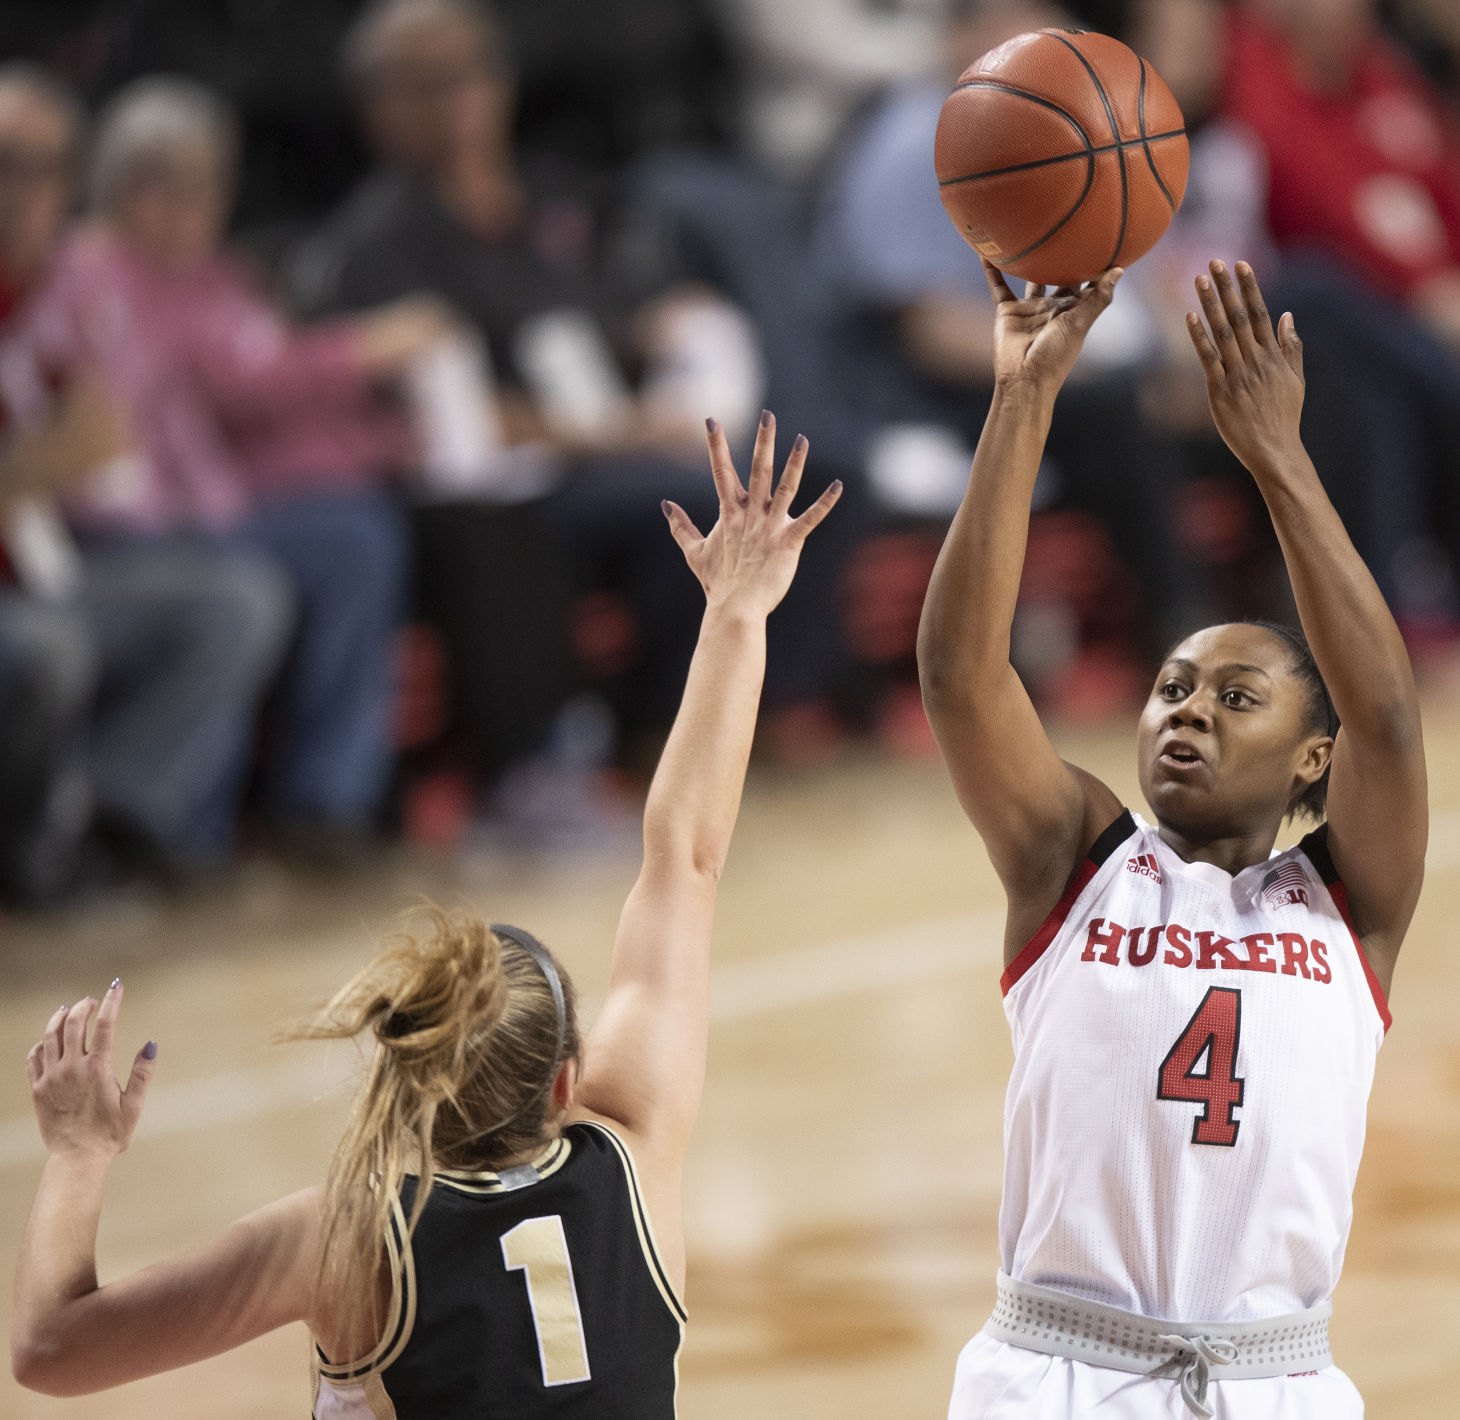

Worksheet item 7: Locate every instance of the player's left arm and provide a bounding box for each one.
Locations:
[570,414,839,1264]
[12,986,323,1394]
[1188,260,1427,987]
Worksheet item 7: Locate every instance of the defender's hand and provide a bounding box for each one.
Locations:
[983,259,1123,393]
[662,411,842,619]
[26,983,156,1162]
[1186,259,1305,475]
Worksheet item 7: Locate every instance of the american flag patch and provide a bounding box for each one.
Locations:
[1261,862,1309,909]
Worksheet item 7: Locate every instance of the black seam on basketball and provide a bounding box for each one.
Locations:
[938,128,1186,187]
[1046,32,1128,269]
[1137,58,1178,212]
[942,79,1096,264]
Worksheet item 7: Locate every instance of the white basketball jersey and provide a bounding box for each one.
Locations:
[999,810,1390,1324]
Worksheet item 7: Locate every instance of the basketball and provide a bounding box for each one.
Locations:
[935,28,1189,287]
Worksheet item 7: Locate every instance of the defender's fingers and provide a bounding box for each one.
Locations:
[661,500,704,556]
[26,1043,43,1087]
[121,1042,158,1133]
[1209,260,1257,360]
[1196,271,1240,364]
[91,979,122,1066]
[1186,311,1224,380]
[1278,312,1304,381]
[63,996,96,1058]
[790,479,843,539]
[771,434,810,513]
[748,409,776,505]
[43,1005,68,1066]
[1234,262,1277,347]
[703,417,743,508]
[980,258,1016,305]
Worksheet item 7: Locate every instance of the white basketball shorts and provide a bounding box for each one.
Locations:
[948,1333,1364,1419]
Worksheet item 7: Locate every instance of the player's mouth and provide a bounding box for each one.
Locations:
[1157,738,1208,773]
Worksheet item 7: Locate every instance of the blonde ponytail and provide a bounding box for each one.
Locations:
[286,906,579,1344]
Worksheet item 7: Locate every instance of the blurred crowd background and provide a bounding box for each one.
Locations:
[1,0,1459,912]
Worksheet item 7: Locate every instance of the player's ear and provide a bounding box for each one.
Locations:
[552,1057,578,1113]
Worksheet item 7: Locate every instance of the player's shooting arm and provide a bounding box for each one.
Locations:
[12,988,320,1394]
[1188,260,1426,982]
[917,261,1124,933]
[572,414,839,1169]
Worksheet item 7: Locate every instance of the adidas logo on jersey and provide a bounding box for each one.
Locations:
[1126,852,1162,882]
[1261,863,1309,909]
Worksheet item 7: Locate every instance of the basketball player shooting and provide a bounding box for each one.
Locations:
[11,413,840,1415]
[919,257,1425,1418]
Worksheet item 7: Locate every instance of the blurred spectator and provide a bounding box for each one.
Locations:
[1224,0,1460,342]
[294,0,853,791]
[26,75,436,868]
[818,0,1200,680]
[1179,0,1460,632]
[711,0,942,181]
[0,63,292,905]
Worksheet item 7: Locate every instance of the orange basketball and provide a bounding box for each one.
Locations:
[935,28,1189,288]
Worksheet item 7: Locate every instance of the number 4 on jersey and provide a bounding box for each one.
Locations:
[1157,987,1245,1146]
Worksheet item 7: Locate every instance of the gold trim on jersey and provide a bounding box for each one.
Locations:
[432,1133,573,1194]
[313,1192,418,1386]
[578,1120,689,1327]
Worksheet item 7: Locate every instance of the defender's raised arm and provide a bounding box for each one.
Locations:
[571,413,840,1287]
[917,261,1124,955]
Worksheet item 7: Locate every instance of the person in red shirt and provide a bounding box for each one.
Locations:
[0,64,292,906]
[1223,0,1460,346]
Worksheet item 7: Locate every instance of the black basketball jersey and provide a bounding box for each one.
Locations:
[311,1121,686,1419]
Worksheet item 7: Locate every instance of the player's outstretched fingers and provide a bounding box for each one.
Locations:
[1186,311,1224,382]
[42,1005,68,1067]
[703,417,744,512]
[661,500,704,558]
[748,409,776,508]
[91,977,122,1068]
[1278,312,1304,381]
[63,996,96,1058]
[1234,262,1276,347]
[771,434,810,516]
[790,479,843,542]
[981,257,1016,305]
[25,1042,43,1088]
[1065,267,1122,336]
[1196,271,1239,365]
[1209,260,1257,360]
[120,1040,158,1140]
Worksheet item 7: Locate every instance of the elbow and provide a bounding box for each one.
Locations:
[642,833,725,888]
[11,1332,73,1396]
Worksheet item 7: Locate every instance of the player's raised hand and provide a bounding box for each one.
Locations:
[26,981,156,1161]
[981,258,1122,393]
[662,411,842,619]
[1186,259,1305,476]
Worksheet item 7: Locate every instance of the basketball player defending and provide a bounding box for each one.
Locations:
[12,413,840,1416]
[919,258,1425,1418]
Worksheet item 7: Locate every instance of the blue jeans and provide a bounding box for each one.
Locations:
[0,545,291,899]
[228,487,408,828]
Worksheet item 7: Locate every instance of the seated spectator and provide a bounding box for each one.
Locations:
[26,76,446,870]
[711,0,942,182]
[1197,0,1460,634]
[294,0,846,787]
[818,0,1200,684]
[0,64,292,906]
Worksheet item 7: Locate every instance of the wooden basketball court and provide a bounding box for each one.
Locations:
[2,700,1457,1418]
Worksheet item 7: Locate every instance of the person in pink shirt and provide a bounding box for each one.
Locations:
[36,76,449,866]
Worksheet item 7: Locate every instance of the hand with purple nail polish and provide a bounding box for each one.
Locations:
[661,410,842,617]
[24,979,156,1161]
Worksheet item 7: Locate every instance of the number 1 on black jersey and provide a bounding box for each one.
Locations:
[501,1215,593,1385]
[1157,986,1245,1146]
